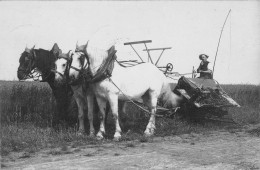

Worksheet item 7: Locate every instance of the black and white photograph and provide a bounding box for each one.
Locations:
[0,1,259,169]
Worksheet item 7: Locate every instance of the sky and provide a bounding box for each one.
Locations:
[0,1,259,84]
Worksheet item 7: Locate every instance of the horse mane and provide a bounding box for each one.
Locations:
[87,45,109,64]
[87,44,116,74]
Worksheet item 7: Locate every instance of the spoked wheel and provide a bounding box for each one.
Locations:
[164,63,173,74]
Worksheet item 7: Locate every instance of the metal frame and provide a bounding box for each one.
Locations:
[124,40,152,63]
[143,47,172,66]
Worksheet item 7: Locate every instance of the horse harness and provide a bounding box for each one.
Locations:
[54,53,73,80]
[71,47,118,85]
[69,52,92,86]
[21,49,57,82]
[87,49,117,83]
[21,50,42,80]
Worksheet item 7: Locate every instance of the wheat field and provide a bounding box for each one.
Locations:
[1,80,259,156]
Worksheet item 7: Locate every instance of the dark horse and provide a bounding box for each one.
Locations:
[17,44,76,125]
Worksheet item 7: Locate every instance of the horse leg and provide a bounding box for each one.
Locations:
[107,94,121,141]
[74,96,85,135]
[118,101,127,131]
[72,86,85,135]
[95,97,107,140]
[86,91,95,137]
[144,90,158,137]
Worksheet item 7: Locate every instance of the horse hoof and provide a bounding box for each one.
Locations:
[96,136,103,140]
[144,129,154,137]
[113,136,121,141]
[96,132,104,140]
[77,131,85,136]
[113,132,121,141]
[144,133,153,137]
[89,133,95,138]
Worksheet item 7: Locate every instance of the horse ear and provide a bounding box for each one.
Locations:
[25,46,30,53]
[67,50,71,58]
[83,43,88,51]
[51,43,59,51]
[31,45,35,50]
[75,43,79,51]
[58,49,62,56]
[52,43,62,57]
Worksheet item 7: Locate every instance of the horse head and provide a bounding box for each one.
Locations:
[17,45,36,80]
[17,44,62,81]
[54,50,72,84]
[68,50,88,84]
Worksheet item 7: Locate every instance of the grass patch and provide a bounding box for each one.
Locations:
[1,163,7,168]
[47,149,62,155]
[0,116,247,157]
[229,106,260,125]
[0,122,101,157]
[247,126,260,137]
[125,142,135,148]
[84,153,94,157]
[139,136,149,143]
[18,152,31,159]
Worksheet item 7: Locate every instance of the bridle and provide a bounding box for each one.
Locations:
[52,52,73,79]
[51,51,90,86]
[71,41,117,84]
[68,52,91,85]
[18,50,39,80]
[70,52,89,73]
[19,49,57,82]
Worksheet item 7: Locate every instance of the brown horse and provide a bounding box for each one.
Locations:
[17,44,76,126]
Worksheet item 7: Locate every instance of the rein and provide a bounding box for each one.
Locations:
[108,77,179,117]
[20,49,56,82]
[23,50,36,79]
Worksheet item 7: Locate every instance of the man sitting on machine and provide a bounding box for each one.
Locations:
[196,54,213,79]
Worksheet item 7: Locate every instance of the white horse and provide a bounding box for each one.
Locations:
[71,42,183,140]
[54,51,96,136]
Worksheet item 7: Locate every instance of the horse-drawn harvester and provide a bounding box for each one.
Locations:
[122,40,240,121]
[17,39,240,126]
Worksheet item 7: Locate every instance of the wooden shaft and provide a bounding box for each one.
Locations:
[212,9,231,78]
[124,40,152,45]
[130,45,144,62]
[144,43,153,64]
[155,49,165,66]
[143,47,172,51]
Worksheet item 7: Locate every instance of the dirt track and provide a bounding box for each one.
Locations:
[2,127,260,170]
